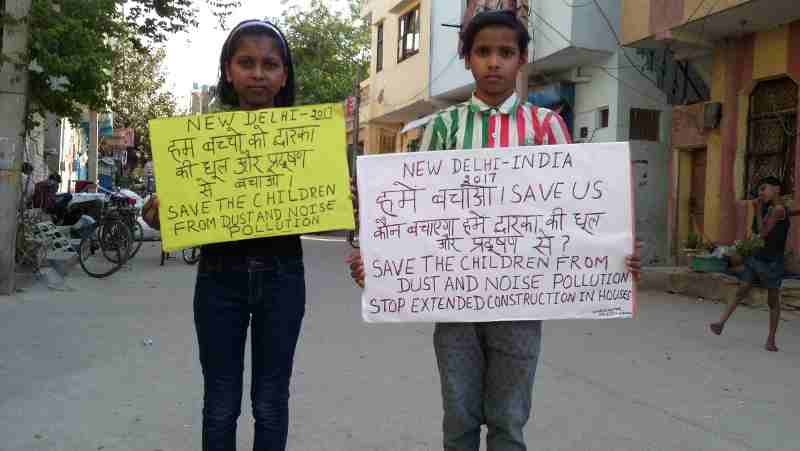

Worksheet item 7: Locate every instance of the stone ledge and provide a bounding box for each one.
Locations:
[640,267,800,310]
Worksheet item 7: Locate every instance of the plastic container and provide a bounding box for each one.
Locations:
[690,256,729,273]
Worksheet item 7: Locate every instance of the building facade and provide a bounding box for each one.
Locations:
[190,83,216,115]
[622,0,800,258]
[358,0,435,154]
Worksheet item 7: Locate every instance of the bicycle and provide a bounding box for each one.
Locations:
[77,196,134,278]
[115,198,144,260]
[182,247,201,265]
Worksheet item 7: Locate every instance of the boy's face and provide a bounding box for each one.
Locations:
[758,183,780,202]
[466,26,526,102]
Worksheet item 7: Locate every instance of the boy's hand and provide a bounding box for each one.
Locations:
[345,249,365,288]
[142,194,161,231]
[625,240,643,282]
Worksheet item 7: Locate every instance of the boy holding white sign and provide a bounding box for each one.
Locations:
[347,10,641,451]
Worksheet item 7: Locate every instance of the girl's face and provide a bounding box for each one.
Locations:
[225,35,287,110]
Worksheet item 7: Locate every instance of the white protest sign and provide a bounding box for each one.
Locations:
[357,143,635,323]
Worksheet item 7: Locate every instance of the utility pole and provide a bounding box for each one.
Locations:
[352,78,361,162]
[516,0,530,101]
[347,77,361,250]
[0,0,33,295]
[88,111,99,185]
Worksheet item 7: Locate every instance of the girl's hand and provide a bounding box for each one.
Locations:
[625,240,643,282]
[142,194,161,231]
[345,248,365,288]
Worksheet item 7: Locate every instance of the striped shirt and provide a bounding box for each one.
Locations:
[419,93,572,151]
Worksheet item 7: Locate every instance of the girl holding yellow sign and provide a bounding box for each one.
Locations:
[143,20,304,451]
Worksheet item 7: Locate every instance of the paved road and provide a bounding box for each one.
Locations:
[1,239,798,451]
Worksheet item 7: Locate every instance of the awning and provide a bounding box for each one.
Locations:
[400,114,437,134]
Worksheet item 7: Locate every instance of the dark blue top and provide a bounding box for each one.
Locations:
[753,202,790,261]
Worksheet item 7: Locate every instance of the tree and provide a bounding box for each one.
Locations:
[272,0,369,105]
[0,0,240,129]
[110,39,177,161]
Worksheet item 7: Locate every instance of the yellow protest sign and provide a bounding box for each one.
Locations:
[148,103,355,252]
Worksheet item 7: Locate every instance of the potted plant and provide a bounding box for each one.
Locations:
[680,232,710,266]
[733,236,765,258]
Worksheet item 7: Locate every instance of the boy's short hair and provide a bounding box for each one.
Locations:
[461,9,531,57]
[759,176,782,188]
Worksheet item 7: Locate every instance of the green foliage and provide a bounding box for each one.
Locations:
[734,237,765,258]
[684,232,709,251]
[110,38,177,160]
[26,0,123,126]
[1,0,240,131]
[272,0,369,105]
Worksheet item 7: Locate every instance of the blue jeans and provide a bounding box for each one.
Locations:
[742,256,784,289]
[434,321,542,451]
[194,254,306,451]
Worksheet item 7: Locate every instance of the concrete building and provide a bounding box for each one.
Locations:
[189,83,215,114]
[622,0,800,259]
[44,115,85,193]
[358,0,436,154]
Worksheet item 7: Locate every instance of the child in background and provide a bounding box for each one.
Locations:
[710,176,788,352]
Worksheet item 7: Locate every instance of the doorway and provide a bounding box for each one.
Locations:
[677,147,708,254]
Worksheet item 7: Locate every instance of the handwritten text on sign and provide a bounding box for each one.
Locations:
[149,104,355,252]
[357,143,635,323]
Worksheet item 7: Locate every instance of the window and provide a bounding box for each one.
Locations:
[376,22,384,73]
[630,108,661,141]
[598,107,610,129]
[579,127,589,139]
[379,131,396,154]
[745,77,798,196]
[398,6,420,62]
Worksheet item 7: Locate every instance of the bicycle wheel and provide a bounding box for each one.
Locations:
[78,226,125,278]
[182,247,200,265]
[99,219,133,265]
[126,220,144,260]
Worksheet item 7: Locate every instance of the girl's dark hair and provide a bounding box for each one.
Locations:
[216,20,296,108]
[461,10,531,57]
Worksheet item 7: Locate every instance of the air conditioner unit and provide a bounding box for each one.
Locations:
[569,67,592,84]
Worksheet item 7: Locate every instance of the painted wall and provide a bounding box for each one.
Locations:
[632,140,671,265]
[572,51,670,144]
[362,0,432,122]
[621,0,751,45]
[570,0,619,53]
[429,0,472,99]
[621,0,651,45]
[668,21,800,258]
[573,54,620,143]
[570,50,671,264]
[615,53,672,144]
[573,55,619,142]
[529,0,572,61]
